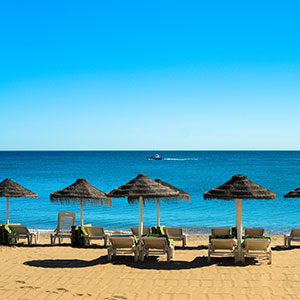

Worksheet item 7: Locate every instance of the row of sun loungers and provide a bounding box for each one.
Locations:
[107,236,175,262]
[210,227,265,236]
[208,237,272,264]
[7,223,300,264]
[208,227,272,264]
[131,226,186,247]
[8,224,108,246]
[108,227,178,263]
[6,211,300,265]
[108,227,272,263]
[8,222,300,250]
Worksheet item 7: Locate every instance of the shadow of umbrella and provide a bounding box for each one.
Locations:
[108,255,256,270]
[23,256,109,268]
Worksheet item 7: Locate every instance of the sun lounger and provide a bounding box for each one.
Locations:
[8,225,36,245]
[284,228,300,247]
[50,212,76,245]
[141,237,174,262]
[211,227,231,236]
[245,227,264,236]
[131,226,151,236]
[84,226,108,246]
[107,236,138,262]
[242,238,272,264]
[164,227,186,247]
[208,238,237,263]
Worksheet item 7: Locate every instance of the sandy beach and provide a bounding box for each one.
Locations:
[0,235,299,300]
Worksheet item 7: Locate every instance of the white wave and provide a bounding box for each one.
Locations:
[163,158,199,161]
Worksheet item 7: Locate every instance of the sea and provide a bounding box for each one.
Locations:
[0,151,299,234]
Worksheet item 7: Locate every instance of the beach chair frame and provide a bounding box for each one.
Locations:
[164,227,186,247]
[84,226,108,247]
[50,212,76,245]
[211,227,231,236]
[131,226,151,236]
[208,238,237,263]
[244,227,264,236]
[107,236,138,262]
[140,237,175,262]
[284,228,300,247]
[8,225,36,246]
[242,238,272,264]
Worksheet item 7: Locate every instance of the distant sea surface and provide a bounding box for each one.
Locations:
[0,151,300,234]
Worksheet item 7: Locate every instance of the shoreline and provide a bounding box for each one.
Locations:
[28,227,292,236]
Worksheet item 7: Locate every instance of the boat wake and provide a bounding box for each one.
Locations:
[164,158,198,161]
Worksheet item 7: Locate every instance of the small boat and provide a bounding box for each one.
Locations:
[147,154,163,161]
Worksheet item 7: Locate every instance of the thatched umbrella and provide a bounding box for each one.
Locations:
[50,178,111,226]
[0,178,38,224]
[284,187,300,198]
[203,174,275,262]
[107,173,180,239]
[154,179,189,226]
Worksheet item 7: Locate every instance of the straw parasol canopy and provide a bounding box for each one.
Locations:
[107,173,180,238]
[50,178,111,225]
[107,173,180,203]
[284,187,300,198]
[154,179,190,201]
[203,174,276,200]
[203,174,275,262]
[0,178,38,224]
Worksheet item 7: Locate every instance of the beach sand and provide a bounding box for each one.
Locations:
[0,235,299,300]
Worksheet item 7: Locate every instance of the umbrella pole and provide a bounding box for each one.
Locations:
[138,196,143,239]
[138,196,143,261]
[6,197,9,225]
[80,198,83,226]
[235,198,242,262]
[156,198,160,226]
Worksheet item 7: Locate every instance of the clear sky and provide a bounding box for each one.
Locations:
[0,1,300,150]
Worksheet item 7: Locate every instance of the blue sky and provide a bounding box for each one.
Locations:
[0,1,300,150]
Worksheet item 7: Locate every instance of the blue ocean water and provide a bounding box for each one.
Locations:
[0,151,299,234]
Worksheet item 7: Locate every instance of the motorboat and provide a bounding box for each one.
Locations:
[147,154,163,160]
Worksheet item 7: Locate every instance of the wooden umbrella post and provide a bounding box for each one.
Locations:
[80,198,83,226]
[139,196,143,240]
[156,198,160,226]
[235,198,242,262]
[6,197,9,225]
[138,196,144,261]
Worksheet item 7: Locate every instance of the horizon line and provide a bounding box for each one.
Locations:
[0,149,299,152]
